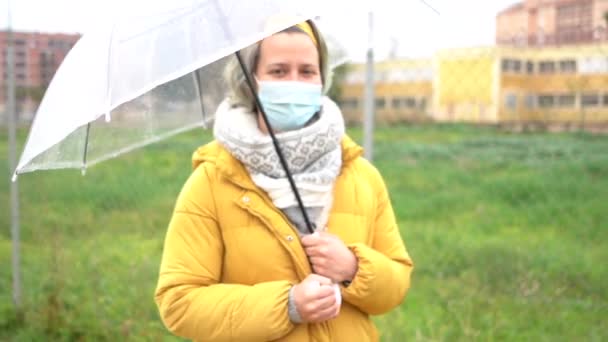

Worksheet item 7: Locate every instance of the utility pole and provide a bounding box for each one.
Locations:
[7,0,22,313]
[363,10,375,161]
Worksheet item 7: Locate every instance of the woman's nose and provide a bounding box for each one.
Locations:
[286,70,299,81]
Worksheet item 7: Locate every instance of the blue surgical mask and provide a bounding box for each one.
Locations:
[257,81,322,132]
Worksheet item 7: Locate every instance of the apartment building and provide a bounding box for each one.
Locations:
[0,30,80,120]
[496,0,608,46]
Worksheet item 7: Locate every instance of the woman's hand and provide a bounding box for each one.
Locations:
[302,232,358,283]
[292,274,340,323]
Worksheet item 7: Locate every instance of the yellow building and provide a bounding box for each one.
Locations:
[434,47,499,123]
[497,43,608,126]
[341,42,608,127]
[340,59,433,124]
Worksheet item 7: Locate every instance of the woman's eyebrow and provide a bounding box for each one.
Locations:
[298,63,319,68]
[265,62,289,68]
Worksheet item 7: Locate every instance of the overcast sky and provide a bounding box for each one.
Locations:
[0,0,520,60]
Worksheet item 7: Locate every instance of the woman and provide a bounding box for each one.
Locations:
[155,19,413,341]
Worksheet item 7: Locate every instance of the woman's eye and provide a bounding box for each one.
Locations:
[301,69,317,76]
[269,69,285,76]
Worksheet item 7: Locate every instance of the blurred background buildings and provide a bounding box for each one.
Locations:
[341,0,608,131]
[0,31,79,121]
[1,0,608,131]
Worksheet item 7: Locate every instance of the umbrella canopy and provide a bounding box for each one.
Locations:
[13,0,341,177]
[13,0,432,178]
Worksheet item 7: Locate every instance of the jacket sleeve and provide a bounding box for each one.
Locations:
[154,164,295,341]
[342,162,414,315]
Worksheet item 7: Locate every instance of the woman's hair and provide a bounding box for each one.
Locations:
[223,19,330,111]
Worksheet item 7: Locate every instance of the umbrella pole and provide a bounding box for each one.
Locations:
[234,51,315,234]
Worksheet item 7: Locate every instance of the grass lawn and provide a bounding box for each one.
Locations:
[1,124,607,341]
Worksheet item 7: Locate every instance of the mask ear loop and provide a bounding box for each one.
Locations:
[234,51,316,234]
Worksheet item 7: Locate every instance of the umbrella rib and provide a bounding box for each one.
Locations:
[82,122,91,173]
[193,70,206,122]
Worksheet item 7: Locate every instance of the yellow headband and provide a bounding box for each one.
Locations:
[295,21,318,48]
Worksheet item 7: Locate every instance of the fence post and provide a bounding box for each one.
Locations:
[363,11,375,161]
[7,0,23,315]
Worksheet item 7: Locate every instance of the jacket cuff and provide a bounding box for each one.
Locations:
[287,286,303,324]
[342,243,378,298]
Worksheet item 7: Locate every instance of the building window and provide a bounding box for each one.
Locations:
[391,97,417,109]
[559,60,577,73]
[375,98,386,109]
[557,94,575,107]
[539,61,555,74]
[580,57,608,74]
[603,94,608,107]
[594,26,606,40]
[538,95,555,108]
[525,95,536,109]
[556,1,592,44]
[505,93,517,110]
[501,59,509,72]
[391,98,401,109]
[340,98,359,109]
[501,59,522,73]
[513,60,522,73]
[581,94,599,107]
[419,98,427,110]
[407,98,416,108]
[526,61,534,74]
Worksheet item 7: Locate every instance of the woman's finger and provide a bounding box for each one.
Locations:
[310,290,337,311]
[301,233,322,247]
[308,256,327,267]
[309,299,340,322]
[305,245,331,257]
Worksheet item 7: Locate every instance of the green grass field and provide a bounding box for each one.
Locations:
[1,124,607,341]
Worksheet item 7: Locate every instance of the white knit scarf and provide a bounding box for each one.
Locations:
[214,97,345,234]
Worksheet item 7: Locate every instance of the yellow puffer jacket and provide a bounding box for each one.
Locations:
[155,136,413,341]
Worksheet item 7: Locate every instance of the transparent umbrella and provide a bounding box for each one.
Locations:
[13,0,436,179]
[13,0,346,178]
